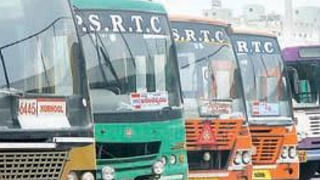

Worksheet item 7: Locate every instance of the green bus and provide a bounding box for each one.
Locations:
[72,0,188,179]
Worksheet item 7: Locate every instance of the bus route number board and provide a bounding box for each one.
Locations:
[17,98,71,129]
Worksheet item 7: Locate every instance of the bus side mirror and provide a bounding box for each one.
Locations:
[287,67,300,94]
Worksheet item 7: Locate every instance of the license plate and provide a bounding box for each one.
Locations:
[253,170,272,180]
[189,178,218,180]
[299,150,307,163]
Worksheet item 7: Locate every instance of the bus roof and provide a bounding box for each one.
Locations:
[169,15,228,27]
[282,45,320,62]
[73,0,167,14]
[232,27,275,38]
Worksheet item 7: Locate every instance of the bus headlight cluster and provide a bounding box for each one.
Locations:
[81,172,95,180]
[160,155,177,165]
[67,172,94,180]
[169,155,177,164]
[281,146,297,159]
[152,161,165,175]
[67,172,78,180]
[102,166,115,180]
[203,152,211,162]
[233,150,251,165]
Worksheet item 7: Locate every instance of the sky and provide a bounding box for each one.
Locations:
[161,0,320,16]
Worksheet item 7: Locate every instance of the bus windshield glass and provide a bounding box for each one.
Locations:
[0,0,91,131]
[172,22,245,118]
[76,10,181,116]
[284,47,320,109]
[233,35,291,124]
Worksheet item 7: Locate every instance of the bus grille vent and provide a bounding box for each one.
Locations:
[0,151,68,180]
[185,119,242,150]
[308,115,320,136]
[252,137,281,164]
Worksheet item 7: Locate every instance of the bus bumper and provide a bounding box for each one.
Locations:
[253,163,299,180]
[189,168,252,180]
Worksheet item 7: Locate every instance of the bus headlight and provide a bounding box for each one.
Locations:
[160,156,167,165]
[102,166,115,180]
[169,155,177,164]
[281,146,288,159]
[153,161,165,175]
[233,152,242,165]
[68,172,78,180]
[81,172,94,180]
[288,146,296,159]
[242,151,251,164]
[203,152,211,162]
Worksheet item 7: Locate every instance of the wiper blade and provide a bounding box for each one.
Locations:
[0,17,69,50]
[180,44,228,69]
[249,119,292,126]
[95,33,122,88]
[0,51,10,88]
[99,46,121,87]
[0,87,24,97]
[209,98,233,102]
[0,16,69,90]
[118,31,136,68]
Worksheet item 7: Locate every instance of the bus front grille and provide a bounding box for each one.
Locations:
[0,151,68,180]
[252,136,282,164]
[308,114,320,136]
[185,119,242,150]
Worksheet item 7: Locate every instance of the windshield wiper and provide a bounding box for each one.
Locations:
[118,31,136,68]
[0,87,24,97]
[96,35,122,89]
[180,44,228,69]
[250,119,292,126]
[0,17,69,50]
[0,51,10,88]
[37,38,51,89]
[0,16,70,90]
[74,7,122,91]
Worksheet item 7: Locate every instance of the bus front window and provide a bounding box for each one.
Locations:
[177,42,244,118]
[287,62,320,108]
[0,0,91,130]
[77,12,181,118]
[238,53,291,122]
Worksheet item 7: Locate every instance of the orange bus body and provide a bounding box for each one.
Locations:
[171,16,253,180]
[231,29,299,180]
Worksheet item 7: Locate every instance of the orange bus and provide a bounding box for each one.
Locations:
[231,29,299,179]
[171,16,253,180]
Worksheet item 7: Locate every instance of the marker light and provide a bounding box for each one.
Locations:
[169,155,177,164]
[233,152,242,165]
[81,172,94,180]
[288,146,296,159]
[203,152,211,162]
[153,161,165,175]
[67,172,78,180]
[102,166,115,180]
[242,151,251,164]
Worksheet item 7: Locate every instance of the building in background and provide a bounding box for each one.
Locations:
[203,0,233,22]
[203,0,320,47]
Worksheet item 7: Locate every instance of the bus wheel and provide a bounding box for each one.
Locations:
[300,162,319,180]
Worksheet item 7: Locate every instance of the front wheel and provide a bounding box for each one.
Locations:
[300,161,319,180]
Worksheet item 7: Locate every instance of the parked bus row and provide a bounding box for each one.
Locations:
[1,0,319,180]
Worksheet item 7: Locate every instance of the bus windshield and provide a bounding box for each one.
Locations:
[0,0,91,131]
[172,22,245,118]
[287,61,320,108]
[76,10,181,117]
[233,35,292,124]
